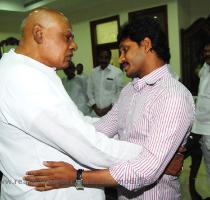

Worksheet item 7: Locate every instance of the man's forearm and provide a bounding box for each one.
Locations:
[82,169,117,187]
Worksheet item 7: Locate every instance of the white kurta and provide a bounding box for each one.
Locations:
[192,62,210,135]
[191,62,210,183]
[0,49,142,200]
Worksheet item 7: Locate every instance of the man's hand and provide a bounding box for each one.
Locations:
[92,104,112,117]
[164,147,186,176]
[100,104,112,116]
[92,104,102,116]
[24,161,76,191]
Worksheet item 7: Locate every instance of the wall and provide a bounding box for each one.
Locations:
[189,0,210,24]
[178,0,209,29]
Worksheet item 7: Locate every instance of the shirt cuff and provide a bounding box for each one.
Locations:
[109,162,141,191]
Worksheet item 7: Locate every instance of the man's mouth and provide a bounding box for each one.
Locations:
[66,54,73,60]
[121,62,129,71]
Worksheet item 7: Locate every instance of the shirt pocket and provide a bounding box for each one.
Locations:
[104,78,114,90]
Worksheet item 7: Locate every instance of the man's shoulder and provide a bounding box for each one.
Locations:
[109,64,122,73]
[107,65,123,79]
[119,81,133,95]
[160,76,193,100]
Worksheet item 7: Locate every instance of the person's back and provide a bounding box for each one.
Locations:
[62,63,90,115]
[63,76,90,115]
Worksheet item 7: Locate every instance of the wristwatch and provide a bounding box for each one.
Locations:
[75,169,84,190]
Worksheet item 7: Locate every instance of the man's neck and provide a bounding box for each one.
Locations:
[139,59,165,78]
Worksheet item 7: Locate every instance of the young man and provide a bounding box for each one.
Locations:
[25,17,195,199]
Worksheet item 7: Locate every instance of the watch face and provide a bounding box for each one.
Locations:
[75,179,84,190]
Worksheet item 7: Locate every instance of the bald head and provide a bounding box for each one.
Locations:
[22,8,68,38]
[16,8,77,69]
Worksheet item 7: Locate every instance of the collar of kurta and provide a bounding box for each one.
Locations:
[132,64,169,92]
[99,64,112,71]
[10,49,57,73]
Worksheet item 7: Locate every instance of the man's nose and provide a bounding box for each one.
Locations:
[70,40,78,51]
[119,53,125,64]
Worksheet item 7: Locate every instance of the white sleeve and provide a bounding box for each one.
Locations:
[86,73,96,107]
[112,71,124,104]
[29,103,142,169]
[8,74,142,169]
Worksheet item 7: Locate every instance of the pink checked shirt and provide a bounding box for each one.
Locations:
[94,65,195,200]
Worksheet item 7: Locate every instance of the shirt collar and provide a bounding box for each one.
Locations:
[132,64,170,92]
[99,64,111,71]
[10,49,56,73]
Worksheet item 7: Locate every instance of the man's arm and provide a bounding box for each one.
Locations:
[86,73,96,108]
[24,149,185,191]
[24,162,116,191]
[8,73,142,169]
[112,71,124,104]
[94,100,119,138]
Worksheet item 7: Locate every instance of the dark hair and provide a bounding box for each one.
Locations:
[99,48,112,59]
[118,17,171,63]
[203,37,210,48]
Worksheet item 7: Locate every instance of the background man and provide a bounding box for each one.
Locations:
[87,48,124,117]
[191,40,210,186]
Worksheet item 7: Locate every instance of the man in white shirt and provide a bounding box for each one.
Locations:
[87,49,124,117]
[0,8,143,200]
[191,40,210,185]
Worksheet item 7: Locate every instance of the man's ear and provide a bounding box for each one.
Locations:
[142,37,152,53]
[32,24,43,44]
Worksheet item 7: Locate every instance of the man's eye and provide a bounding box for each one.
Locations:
[122,47,128,53]
[65,34,74,42]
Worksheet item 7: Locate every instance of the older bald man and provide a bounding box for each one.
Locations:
[0,8,143,200]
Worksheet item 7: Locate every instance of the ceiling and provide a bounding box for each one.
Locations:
[0,0,119,32]
[0,0,113,13]
[0,0,56,12]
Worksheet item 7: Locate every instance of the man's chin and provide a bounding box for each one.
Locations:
[55,65,69,70]
[126,72,138,79]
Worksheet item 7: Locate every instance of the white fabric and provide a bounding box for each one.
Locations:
[62,75,90,115]
[87,64,123,110]
[201,135,210,184]
[191,62,210,184]
[192,62,210,135]
[0,49,142,200]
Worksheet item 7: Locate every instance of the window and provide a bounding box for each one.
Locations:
[90,15,120,67]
